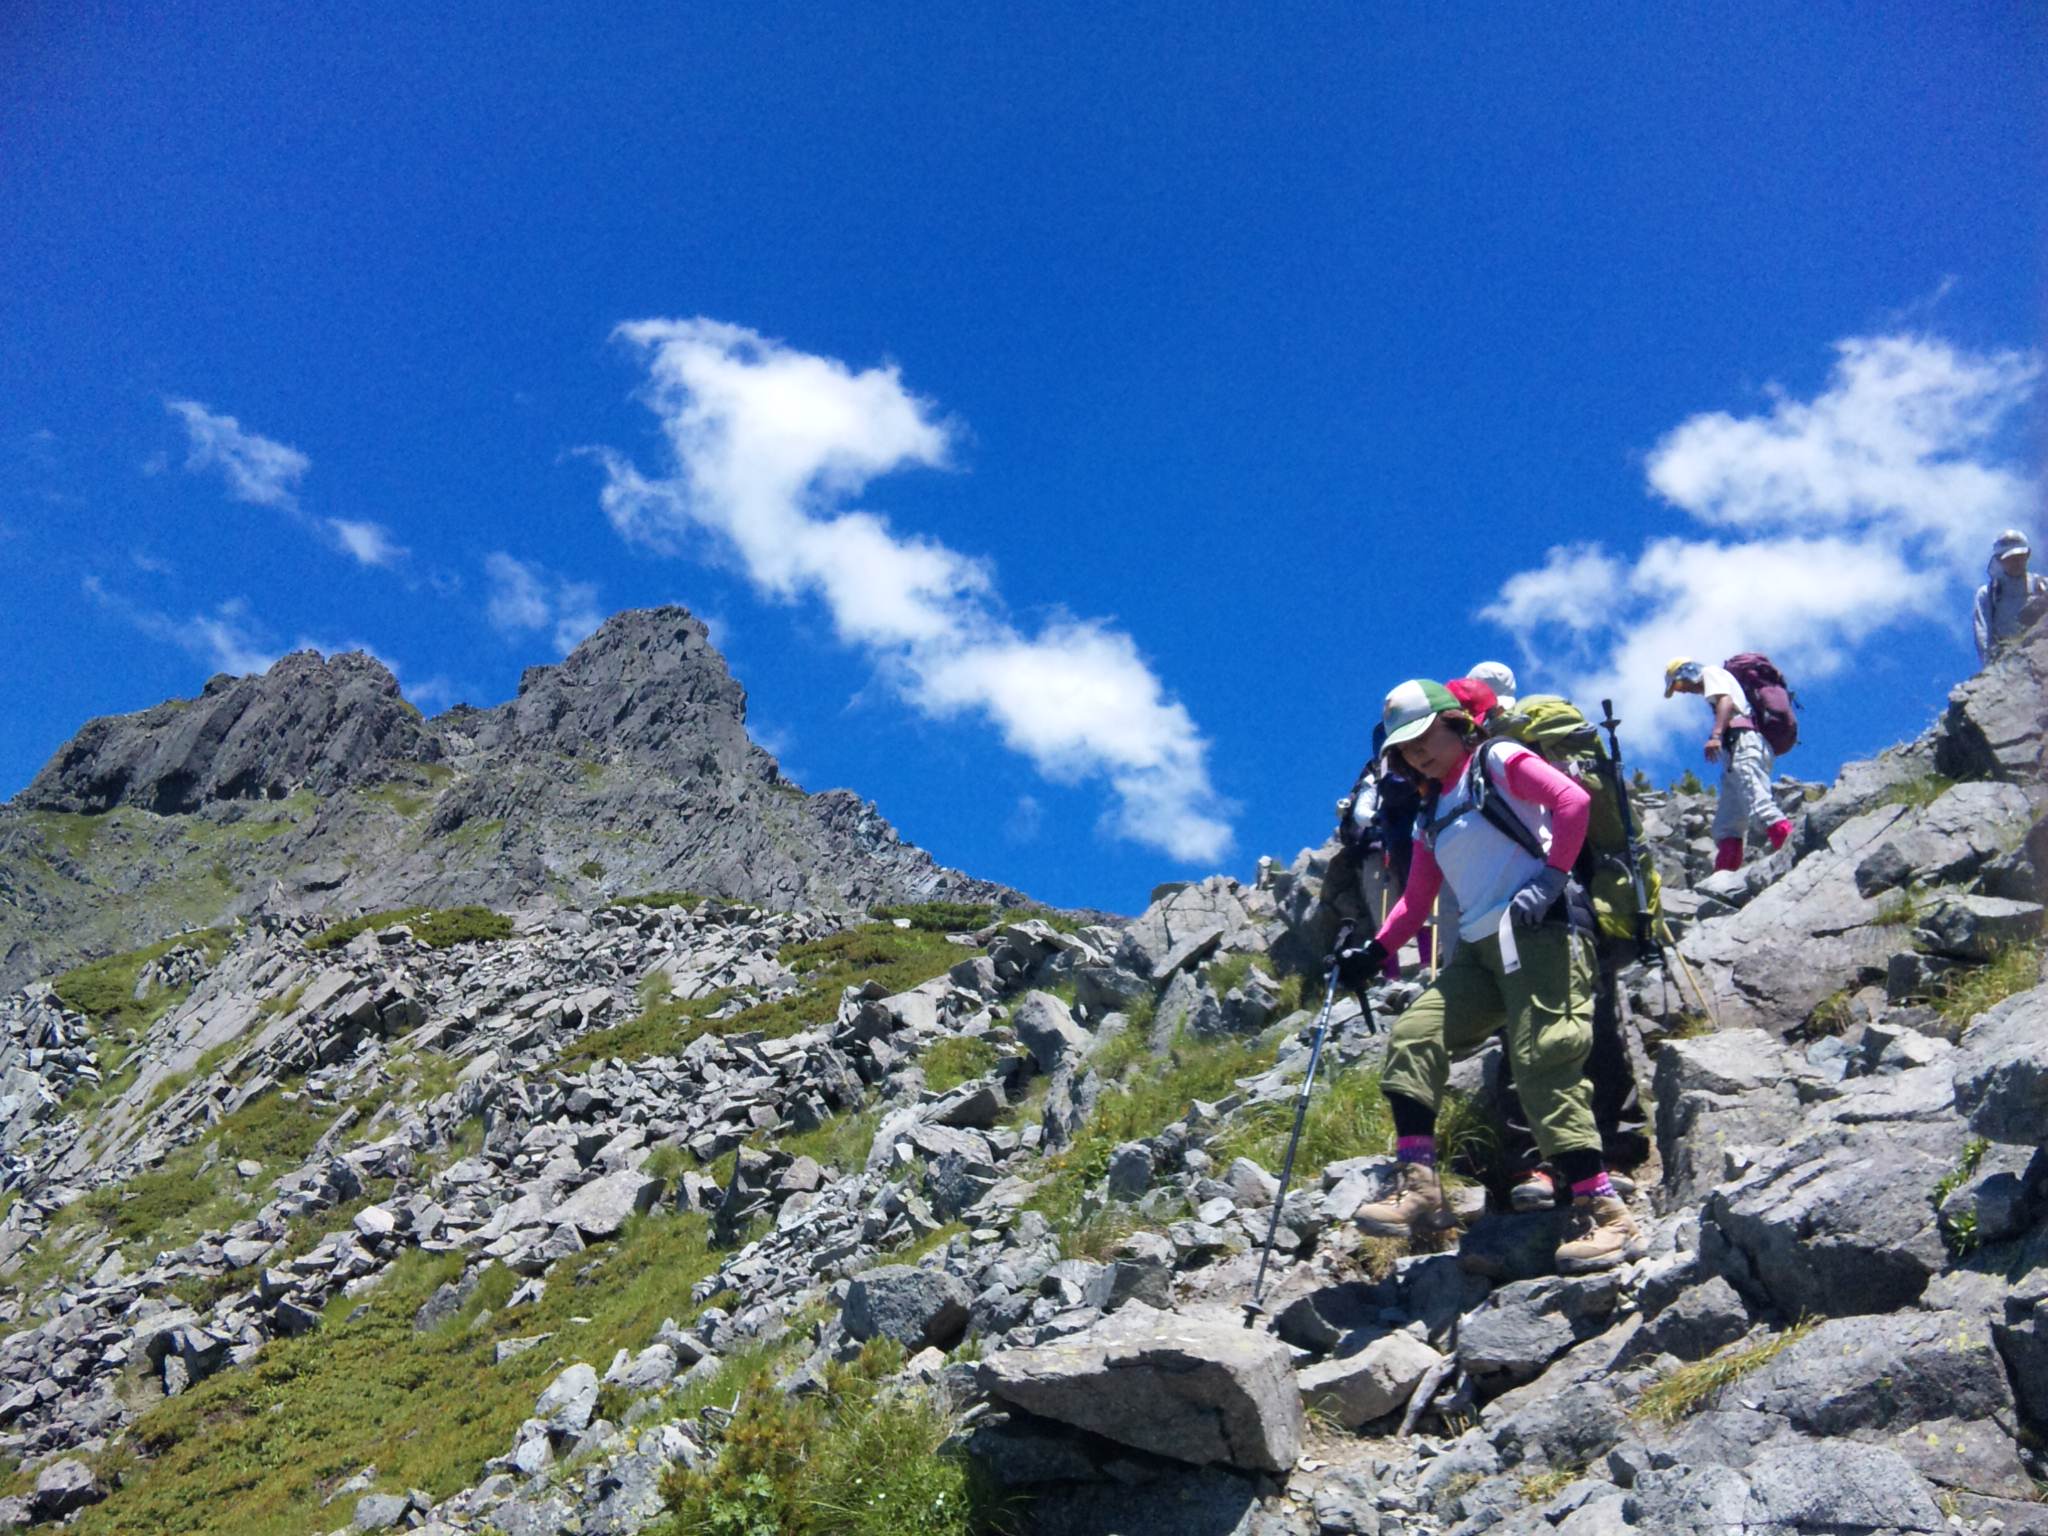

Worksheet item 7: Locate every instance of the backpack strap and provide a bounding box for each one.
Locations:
[1467,741,1550,864]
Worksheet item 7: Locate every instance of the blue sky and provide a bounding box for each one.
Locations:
[3,4,2042,913]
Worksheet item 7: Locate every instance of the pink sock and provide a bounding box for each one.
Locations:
[1767,818,1793,851]
[1396,1136,1436,1167]
[1714,837,1744,872]
[1571,1172,1616,1201]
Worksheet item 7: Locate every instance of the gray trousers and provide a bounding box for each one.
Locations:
[1712,729,1780,842]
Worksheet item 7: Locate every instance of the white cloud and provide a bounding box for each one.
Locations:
[83,575,279,676]
[327,518,407,568]
[484,552,604,655]
[594,319,1232,864]
[1482,332,2041,760]
[164,399,406,568]
[166,398,309,511]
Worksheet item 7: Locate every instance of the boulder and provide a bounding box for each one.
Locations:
[1011,992,1089,1075]
[1953,985,2048,1143]
[546,1169,663,1240]
[842,1265,972,1351]
[1455,1274,1623,1393]
[1297,1332,1444,1429]
[979,1304,1303,1473]
[1652,1030,1805,1206]
[1851,780,2036,896]
[1701,1119,1955,1319]
[29,1460,103,1520]
[1631,1442,1945,1535]
[1915,894,2043,962]
[535,1362,600,1432]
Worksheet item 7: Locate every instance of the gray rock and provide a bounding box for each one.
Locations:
[1916,894,2043,962]
[978,1303,1303,1473]
[535,1362,600,1432]
[1633,1275,1749,1363]
[1105,1141,1154,1200]
[1702,1118,1955,1319]
[29,1459,103,1519]
[842,1265,972,1351]
[1456,1274,1622,1393]
[1296,1332,1443,1429]
[1633,1441,1946,1534]
[1012,991,1089,1075]
[353,1491,413,1532]
[1954,985,2048,1142]
[1653,1030,1805,1206]
[546,1169,662,1239]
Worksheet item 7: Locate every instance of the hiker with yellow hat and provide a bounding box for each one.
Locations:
[1664,656,1793,873]
[1335,679,1644,1274]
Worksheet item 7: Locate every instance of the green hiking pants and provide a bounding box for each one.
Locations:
[1380,922,1601,1162]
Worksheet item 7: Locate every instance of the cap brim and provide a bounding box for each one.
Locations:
[1663,681,1677,698]
[1383,716,1435,748]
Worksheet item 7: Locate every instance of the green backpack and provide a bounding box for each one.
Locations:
[1483,694,1662,946]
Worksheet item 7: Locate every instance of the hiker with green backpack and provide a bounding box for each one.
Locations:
[1664,654,1797,873]
[1337,679,1646,1274]
[1459,663,1654,1210]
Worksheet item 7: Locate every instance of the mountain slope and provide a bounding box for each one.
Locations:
[0,607,1010,990]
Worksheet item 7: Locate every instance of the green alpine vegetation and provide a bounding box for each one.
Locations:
[305,905,514,952]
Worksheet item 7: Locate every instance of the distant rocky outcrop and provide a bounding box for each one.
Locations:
[0,607,1012,989]
[19,651,442,816]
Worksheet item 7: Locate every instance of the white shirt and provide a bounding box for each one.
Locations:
[1425,743,1553,943]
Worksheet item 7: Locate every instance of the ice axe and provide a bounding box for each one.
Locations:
[1242,935,1371,1329]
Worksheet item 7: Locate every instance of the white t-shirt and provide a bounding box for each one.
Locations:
[1424,743,1553,943]
[1697,663,1742,707]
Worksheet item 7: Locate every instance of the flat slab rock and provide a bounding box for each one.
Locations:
[977,1303,1303,1474]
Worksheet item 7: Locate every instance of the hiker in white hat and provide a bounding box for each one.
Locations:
[1974,529,2048,665]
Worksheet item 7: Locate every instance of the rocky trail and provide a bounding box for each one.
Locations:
[0,615,2036,1535]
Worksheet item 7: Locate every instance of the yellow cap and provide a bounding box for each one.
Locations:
[1663,657,1699,698]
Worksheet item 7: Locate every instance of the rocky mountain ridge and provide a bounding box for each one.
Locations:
[0,607,1010,991]
[0,619,2035,1535]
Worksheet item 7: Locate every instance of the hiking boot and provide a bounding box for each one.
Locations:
[1554,1195,1647,1274]
[1510,1168,1556,1212]
[1354,1161,1457,1238]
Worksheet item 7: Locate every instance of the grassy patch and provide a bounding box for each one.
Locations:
[1803,987,1858,1039]
[1519,1467,1583,1504]
[869,901,999,932]
[28,810,106,860]
[257,982,307,1017]
[1871,888,1922,928]
[607,891,707,912]
[1876,773,1958,813]
[1204,951,1273,998]
[1939,939,2046,1027]
[1633,1319,1816,1425]
[74,1208,734,1536]
[305,906,512,952]
[363,782,433,818]
[446,817,506,851]
[53,929,234,1031]
[1029,1028,1270,1227]
[1934,1137,1992,1256]
[577,859,604,880]
[1210,1064,1393,1178]
[555,989,740,1070]
[921,1037,1000,1094]
[659,1338,1014,1536]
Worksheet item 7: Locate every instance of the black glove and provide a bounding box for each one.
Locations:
[1331,938,1389,990]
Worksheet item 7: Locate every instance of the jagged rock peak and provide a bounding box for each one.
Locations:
[468,606,757,760]
[16,649,440,816]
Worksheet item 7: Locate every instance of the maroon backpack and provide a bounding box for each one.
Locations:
[1723,653,1799,755]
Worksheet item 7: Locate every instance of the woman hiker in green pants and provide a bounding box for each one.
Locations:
[1336,679,1646,1274]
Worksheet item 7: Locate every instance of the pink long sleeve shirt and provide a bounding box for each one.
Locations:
[1375,745,1591,950]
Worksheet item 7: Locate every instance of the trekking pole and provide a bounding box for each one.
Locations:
[1597,700,1657,960]
[1242,947,1352,1328]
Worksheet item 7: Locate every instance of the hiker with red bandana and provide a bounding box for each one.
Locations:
[1664,657,1793,873]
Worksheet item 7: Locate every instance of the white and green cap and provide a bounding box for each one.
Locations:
[1382,678,1460,748]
